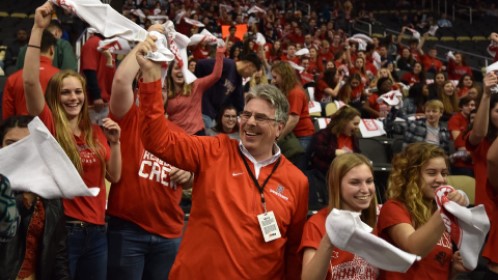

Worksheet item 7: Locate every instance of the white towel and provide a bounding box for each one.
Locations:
[50,0,148,42]
[348,37,367,51]
[295,48,309,56]
[0,117,100,199]
[188,29,218,47]
[287,61,304,73]
[378,90,403,107]
[428,25,439,36]
[146,30,175,62]
[164,21,197,85]
[434,185,490,270]
[406,27,421,40]
[247,5,266,14]
[351,33,373,43]
[97,37,132,55]
[325,209,420,273]
[184,17,205,27]
[254,32,266,46]
[51,0,175,64]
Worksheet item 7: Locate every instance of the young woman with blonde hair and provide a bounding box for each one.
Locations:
[23,3,122,279]
[438,80,460,121]
[300,153,378,280]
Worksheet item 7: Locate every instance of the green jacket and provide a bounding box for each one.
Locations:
[16,39,77,71]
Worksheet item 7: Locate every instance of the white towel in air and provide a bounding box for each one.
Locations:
[0,117,100,199]
[50,0,174,63]
[434,185,490,270]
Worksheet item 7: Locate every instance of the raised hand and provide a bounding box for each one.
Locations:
[135,35,162,81]
[34,2,54,29]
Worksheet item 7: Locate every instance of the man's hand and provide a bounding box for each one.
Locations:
[136,35,162,82]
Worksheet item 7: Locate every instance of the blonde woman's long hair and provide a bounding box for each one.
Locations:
[327,153,377,228]
[438,80,459,115]
[386,142,448,228]
[165,60,192,99]
[45,70,105,174]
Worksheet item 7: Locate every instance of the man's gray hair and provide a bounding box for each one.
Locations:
[245,84,289,124]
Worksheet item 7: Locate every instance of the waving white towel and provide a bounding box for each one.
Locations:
[50,0,148,41]
[326,209,420,273]
[51,0,174,63]
[0,117,100,199]
[165,21,197,84]
[434,185,490,270]
[295,48,309,56]
[97,37,131,55]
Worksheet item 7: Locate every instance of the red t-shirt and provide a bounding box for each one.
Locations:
[448,113,468,144]
[447,60,472,81]
[80,35,116,103]
[39,105,110,225]
[280,54,300,65]
[2,56,59,120]
[287,85,315,137]
[457,87,469,98]
[337,134,353,152]
[299,208,378,280]
[108,105,184,238]
[377,200,453,280]
[401,72,421,85]
[482,180,498,263]
[421,54,443,73]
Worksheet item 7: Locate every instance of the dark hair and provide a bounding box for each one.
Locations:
[47,20,63,32]
[0,115,34,145]
[408,82,428,112]
[213,105,239,133]
[41,30,57,53]
[458,95,475,108]
[239,51,262,71]
[322,68,337,88]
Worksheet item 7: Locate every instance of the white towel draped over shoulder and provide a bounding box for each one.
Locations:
[0,117,100,199]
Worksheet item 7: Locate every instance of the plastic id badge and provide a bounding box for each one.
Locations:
[257,211,281,242]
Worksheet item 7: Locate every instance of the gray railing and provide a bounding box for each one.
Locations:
[453,4,473,24]
[353,20,373,36]
[435,44,491,72]
[294,0,310,16]
[75,29,91,72]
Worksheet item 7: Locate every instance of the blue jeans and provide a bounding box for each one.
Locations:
[107,217,181,280]
[66,223,107,280]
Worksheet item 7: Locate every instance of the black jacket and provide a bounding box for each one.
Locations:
[0,196,70,280]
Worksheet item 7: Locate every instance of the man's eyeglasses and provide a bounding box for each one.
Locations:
[239,111,277,123]
[223,114,238,120]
